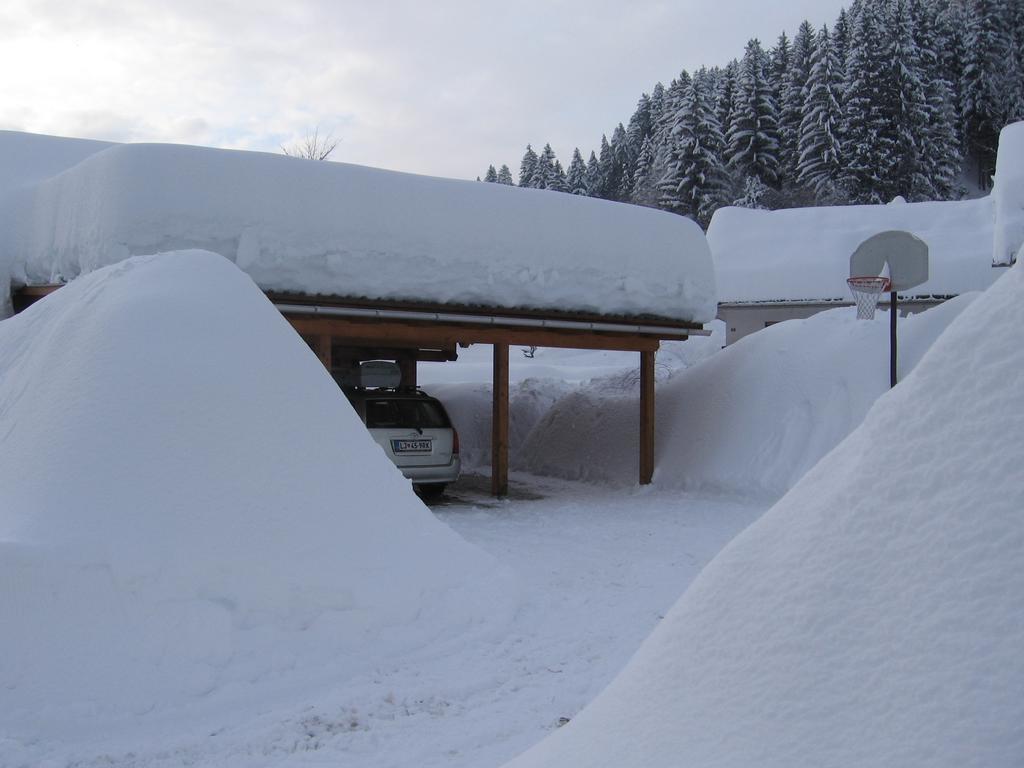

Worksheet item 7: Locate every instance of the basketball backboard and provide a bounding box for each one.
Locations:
[850,230,929,292]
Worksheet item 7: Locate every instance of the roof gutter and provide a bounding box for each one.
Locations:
[273,302,710,337]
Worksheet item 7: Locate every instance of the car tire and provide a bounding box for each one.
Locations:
[416,483,446,500]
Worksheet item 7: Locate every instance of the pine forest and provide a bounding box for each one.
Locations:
[482,0,1024,227]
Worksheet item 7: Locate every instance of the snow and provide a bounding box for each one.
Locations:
[426,301,973,498]
[0,130,113,198]
[503,264,1024,768]
[0,250,512,753]
[0,131,716,323]
[708,195,997,303]
[992,121,1024,266]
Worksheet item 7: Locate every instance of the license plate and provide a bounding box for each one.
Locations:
[392,438,432,454]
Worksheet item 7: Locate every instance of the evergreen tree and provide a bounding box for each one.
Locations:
[781,20,817,185]
[566,148,589,195]
[727,38,781,186]
[519,144,538,187]
[611,123,632,200]
[626,94,654,164]
[631,135,658,206]
[483,165,498,183]
[842,0,896,202]
[497,164,514,185]
[551,159,568,192]
[658,74,729,225]
[912,0,962,198]
[716,60,740,160]
[832,7,853,81]
[585,151,601,196]
[530,143,558,189]
[961,0,1016,186]
[595,134,617,199]
[798,24,845,200]
[885,0,932,200]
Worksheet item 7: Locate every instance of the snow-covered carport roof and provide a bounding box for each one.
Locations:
[707,197,999,306]
[0,132,716,326]
[3,131,716,496]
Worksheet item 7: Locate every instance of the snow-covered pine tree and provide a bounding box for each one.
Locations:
[798,24,845,201]
[832,7,853,82]
[715,60,740,163]
[631,135,658,206]
[651,71,693,211]
[770,32,792,149]
[912,0,962,199]
[960,0,1016,187]
[519,145,538,187]
[585,151,601,197]
[885,0,932,200]
[566,148,589,195]
[595,134,618,200]
[648,82,667,136]
[727,38,781,187]
[842,0,896,202]
[611,123,632,201]
[625,94,654,173]
[484,165,498,183]
[781,20,817,187]
[497,164,514,185]
[551,159,568,192]
[658,71,729,225]
[531,143,558,190]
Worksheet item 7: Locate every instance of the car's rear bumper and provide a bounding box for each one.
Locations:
[396,456,461,485]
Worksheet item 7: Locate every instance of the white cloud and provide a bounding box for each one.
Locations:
[0,0,848,178]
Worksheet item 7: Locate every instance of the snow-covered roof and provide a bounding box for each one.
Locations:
[0,132,716,323]
[708,197,998,304]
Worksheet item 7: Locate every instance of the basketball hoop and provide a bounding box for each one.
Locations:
[847,276,891,320]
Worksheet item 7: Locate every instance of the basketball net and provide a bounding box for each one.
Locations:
[847,276,891,320]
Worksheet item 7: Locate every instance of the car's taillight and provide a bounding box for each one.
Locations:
[452,428,460,455]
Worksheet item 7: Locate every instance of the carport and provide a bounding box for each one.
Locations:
[270,292,704,495]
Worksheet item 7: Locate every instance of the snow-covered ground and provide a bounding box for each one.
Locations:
[2,473,765,767]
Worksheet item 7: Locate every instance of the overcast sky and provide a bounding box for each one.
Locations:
[1,1,849,179]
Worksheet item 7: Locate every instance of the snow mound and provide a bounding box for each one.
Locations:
[708,196,996,302]
[505,264,1024,768]
[521,297,974,496]
[0,251,511,747]
[993,120,1024,265]
[0,132,716,322]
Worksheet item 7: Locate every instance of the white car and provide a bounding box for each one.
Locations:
[345,388,461,498]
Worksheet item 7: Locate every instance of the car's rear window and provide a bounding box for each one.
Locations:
[365,398,450,429]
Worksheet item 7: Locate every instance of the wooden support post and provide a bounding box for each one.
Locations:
[640,349,656,485]
[492,343,509,497]
[316,335,332,371]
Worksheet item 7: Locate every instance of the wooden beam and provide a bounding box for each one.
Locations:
[492,343,509,497]
[315,334,332,370]
[640,348,656,485]
[286,315,667,352]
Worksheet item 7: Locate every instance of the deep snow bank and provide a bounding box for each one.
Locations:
[708,195,996,302]
[0,251,510,746]
[993,121,1024,265]
[0,133,716,322]
[506,265,1024,768]
[521,297,974,496]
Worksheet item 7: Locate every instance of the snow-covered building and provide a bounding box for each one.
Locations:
[708,121,1024,346]
[0,131,716,492]
[708,197,998,345]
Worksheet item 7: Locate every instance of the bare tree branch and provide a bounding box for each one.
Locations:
[282,127,340,161]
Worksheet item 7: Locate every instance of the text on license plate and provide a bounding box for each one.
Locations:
[392,439,433,454]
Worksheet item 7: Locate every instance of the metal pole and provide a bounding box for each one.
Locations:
[890,290,898,388]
